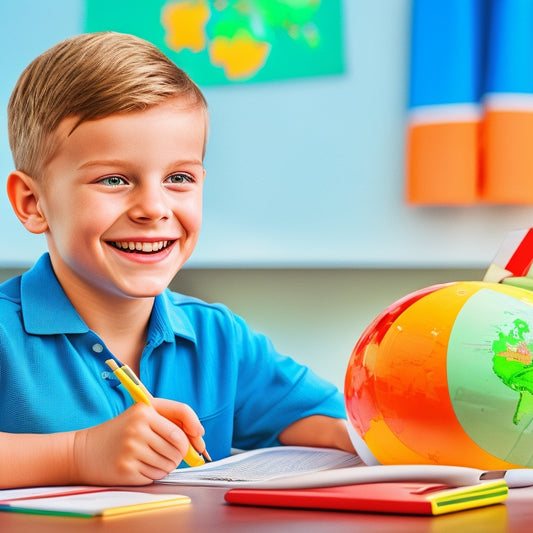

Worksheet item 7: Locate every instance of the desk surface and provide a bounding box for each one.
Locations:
[0,483,532,533]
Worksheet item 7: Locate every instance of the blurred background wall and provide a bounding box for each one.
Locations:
[0,1,529,388]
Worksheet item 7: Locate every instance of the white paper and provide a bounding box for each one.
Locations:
[158,446,360,487]
[0,485,101,502]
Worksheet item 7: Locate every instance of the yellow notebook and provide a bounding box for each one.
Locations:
[0,489,190,518]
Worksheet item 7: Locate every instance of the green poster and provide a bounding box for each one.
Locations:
[84,0,344,85]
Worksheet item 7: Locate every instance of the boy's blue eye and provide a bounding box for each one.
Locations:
[166,173,192,184]
[100,176,126,186]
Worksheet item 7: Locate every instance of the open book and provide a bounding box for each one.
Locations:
[156,446,496,489]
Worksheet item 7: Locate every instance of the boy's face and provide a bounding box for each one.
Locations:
[33,97,206,301]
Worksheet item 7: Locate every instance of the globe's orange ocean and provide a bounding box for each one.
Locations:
[345,281,533,470]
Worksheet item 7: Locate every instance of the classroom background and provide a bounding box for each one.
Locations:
[1,0,531,389]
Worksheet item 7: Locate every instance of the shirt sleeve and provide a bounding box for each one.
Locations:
[229,312,347,450]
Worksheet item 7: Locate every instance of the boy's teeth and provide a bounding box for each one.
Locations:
[114,241,169,252]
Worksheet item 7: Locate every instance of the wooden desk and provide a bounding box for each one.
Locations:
[0,484,532,533]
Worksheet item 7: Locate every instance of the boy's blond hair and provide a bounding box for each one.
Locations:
[8,31,207,180]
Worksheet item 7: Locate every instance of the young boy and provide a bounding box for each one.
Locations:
[1,31,355,489]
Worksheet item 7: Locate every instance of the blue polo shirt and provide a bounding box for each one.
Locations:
[0,254,346,460]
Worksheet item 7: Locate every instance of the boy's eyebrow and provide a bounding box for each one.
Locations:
[77,159,127,170]
[77,158,204,170]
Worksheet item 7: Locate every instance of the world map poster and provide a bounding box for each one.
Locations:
[84,0,345,85]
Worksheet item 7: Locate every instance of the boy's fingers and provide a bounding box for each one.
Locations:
[149,412,191,459]
[150,398,209,461]
[151,397,205,437]
[189,434,207,457]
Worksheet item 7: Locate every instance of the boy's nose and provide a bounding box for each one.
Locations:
[129,183,172,222]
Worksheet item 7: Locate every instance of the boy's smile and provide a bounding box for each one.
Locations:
[29,97,206,305]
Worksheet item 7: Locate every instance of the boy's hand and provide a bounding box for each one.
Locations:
[151,397,207,461]
[73,400,204,485]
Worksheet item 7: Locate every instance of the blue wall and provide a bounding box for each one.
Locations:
[1,0,532,268]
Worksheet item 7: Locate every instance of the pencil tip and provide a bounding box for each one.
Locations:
[202,450,212,463]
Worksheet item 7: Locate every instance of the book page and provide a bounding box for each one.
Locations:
[157,446,361,487]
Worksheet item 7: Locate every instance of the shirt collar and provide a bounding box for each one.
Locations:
[21,253,197,344]
[21,254,88,335]
[150,289,197,344]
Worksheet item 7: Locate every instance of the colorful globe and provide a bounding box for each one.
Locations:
[345,281,533,470]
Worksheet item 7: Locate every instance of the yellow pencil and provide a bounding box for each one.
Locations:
[105,359,208,467]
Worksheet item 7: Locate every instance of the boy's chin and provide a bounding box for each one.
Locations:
[109,275,173,299]
[121,283,170,299]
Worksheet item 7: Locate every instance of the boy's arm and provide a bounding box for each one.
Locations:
[278,415,356,453]
[0,431,77,489]
[0,400,204,489]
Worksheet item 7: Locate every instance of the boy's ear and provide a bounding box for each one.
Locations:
[6,170,49,234]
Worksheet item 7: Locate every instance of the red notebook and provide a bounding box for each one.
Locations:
[224,480,508,516]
